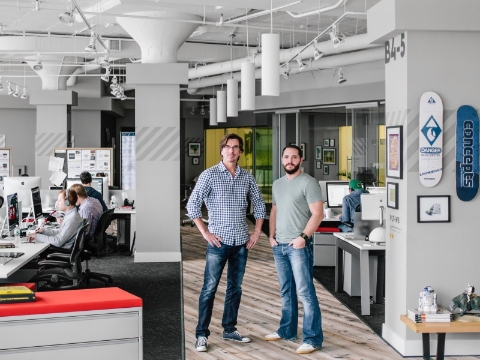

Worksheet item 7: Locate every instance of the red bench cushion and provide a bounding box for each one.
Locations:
[0,287,142,317]
[316,227,340,233]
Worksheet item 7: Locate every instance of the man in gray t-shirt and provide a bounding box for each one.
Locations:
[264,145,324,355]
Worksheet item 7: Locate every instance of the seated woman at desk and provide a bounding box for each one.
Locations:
[337,179,368,233]
[27,189,83,249]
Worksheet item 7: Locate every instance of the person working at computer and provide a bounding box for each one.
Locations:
[80,171,108,212]
[266,145,324,355]
[337,179,369,232]
[186,133,266,353]
[69,184,103,239]
[27,189,83,249]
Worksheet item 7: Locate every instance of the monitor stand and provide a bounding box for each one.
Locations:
[23,206,34,230]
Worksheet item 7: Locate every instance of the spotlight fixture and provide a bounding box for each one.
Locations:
[281,63,290,80]
[338,68,346,84]
[200,106,205,115]
[33,54,43,71]
[12,85,19,97]
[115,86,123,98]
[59,1,75,25]
[296,58,307,72]
[329,24,345,49]
[33,0,39,11]
[216,13,224,27]
[7,82,13,95]
[0,77,3,91]
[111,88,119,96]
[100,67,110,82]
[85,31,97,52]
[100,54,110,69]
[21,87,28,100]
[313,41,324,61]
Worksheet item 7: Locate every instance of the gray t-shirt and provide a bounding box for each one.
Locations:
[272,173,323,244]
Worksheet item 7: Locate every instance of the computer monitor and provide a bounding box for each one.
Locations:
[326,182,349,208]
[6,193,19,231]
[360,193,387,222]
[4,177,41,212]
[66,177,103,195]
[31,186,43,220]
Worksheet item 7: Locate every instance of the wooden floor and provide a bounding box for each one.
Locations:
[181,222,479,359]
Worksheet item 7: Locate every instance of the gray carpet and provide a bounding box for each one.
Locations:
[313,266,384,336]
[88,253,184,360]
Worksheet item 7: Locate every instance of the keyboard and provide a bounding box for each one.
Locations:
[0,257,13,265]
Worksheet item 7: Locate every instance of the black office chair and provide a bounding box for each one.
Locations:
[30,222,89,291]
[85,208,115,256]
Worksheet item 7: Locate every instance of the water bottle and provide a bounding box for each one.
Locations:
[14,225,20,246]
[110,195,117,209]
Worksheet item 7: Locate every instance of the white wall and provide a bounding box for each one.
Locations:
[71,110,101,148]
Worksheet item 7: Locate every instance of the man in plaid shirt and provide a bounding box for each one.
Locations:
[186,133,266,352]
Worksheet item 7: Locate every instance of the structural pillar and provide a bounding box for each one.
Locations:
[369,0,480,356]
[29,91,78,187]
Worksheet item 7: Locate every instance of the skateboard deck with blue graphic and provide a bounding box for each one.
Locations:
[419,92,443,187]
[456,105,479,201]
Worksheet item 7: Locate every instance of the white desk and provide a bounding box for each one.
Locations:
[334,233,385,315]
[0,241,49,279]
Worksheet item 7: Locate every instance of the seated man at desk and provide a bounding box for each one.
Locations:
[337,179,368,233]
[80,171,108,212]
[69,184,103,239]
[27,189,83,249]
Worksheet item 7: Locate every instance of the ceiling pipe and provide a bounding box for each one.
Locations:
[66,63,101,86]
[187,47,383,91]
[286,0,349,18]
[188,33,375,79]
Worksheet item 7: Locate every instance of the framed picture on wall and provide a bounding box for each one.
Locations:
[329,139,335,147]
[323,148,336,165]
[417,195,450,223]
[192,157,199,165]
[316,161,322,169]
[386,125,403,179]
[323,165,329,175]
[323,139,330,147]
[188,142,201,157]
[300,143,306,160]
[387,182,399,209]
[315,146,322,160]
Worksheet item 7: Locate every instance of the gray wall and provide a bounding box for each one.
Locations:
[71,110,101,148]
[184,117,204,185]
[0,108,36,176]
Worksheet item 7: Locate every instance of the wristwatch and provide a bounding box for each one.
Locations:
[299,232,309,241]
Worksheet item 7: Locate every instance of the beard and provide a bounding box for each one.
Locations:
[283,162,300,174]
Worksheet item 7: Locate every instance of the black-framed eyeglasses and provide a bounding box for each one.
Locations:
[223,145,241,151]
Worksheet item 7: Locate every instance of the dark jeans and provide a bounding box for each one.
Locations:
[195,243,248,338]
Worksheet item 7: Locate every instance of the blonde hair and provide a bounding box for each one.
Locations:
[70,183,87,198]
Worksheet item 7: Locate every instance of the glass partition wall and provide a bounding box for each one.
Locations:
[272,105,385,188]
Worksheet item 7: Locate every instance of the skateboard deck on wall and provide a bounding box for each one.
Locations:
[419,92,443,187]
[456,105,479,201]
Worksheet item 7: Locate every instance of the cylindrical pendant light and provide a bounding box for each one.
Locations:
[217,90,227,123]
[209,97,217,126]
[261,33,280,96]
[227,78,238,117]
[241,62,255,110]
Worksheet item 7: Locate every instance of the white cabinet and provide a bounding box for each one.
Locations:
[313,232,336,266]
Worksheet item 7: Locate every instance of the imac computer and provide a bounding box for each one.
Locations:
[361,193,387,244]
[325,182,350,209]
[366,187,387,195]
[1,193,19,236]
[4,177,41,213]
[66,177,109,206]
[31,186,43,222]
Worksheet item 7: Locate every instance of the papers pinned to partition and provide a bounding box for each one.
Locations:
[49,171,67,186]
[48,156,64,172]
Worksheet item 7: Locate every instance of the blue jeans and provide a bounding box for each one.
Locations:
[272,239,323,348]
[196,243,248,338]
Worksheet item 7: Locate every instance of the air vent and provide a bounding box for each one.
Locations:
[107,39,121,51]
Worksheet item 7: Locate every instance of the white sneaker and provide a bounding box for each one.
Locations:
[296,343,318,354]
[195,336,208,352]
[264,332,281,341]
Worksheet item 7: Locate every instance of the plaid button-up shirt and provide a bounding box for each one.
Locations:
[186,161,266,246]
